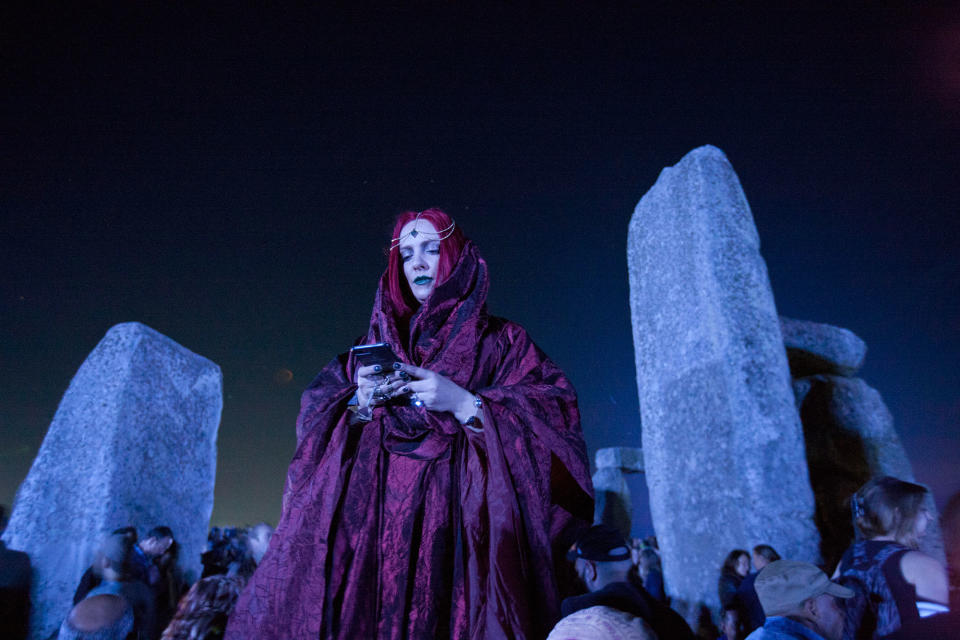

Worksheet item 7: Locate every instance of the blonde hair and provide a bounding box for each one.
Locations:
[852,475,928,548]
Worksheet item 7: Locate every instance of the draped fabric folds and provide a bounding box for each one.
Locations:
[225,241,593,639]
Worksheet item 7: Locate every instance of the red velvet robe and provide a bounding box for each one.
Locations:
[226,241,593,639]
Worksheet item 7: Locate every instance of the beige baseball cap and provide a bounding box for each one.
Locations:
[755,560,854,617]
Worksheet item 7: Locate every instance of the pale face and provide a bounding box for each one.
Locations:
[398,219,441,304]
[735,553,750,577]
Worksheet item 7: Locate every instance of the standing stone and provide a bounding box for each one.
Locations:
[794,374,945,568]
[779,316,867,377]
[592,447,644,538]
[593,467,632,539]
[2,323,222,640]
[627,146,820,620]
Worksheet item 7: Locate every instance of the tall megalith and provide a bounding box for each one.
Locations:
[627,146,820,619]
[2,322,222,639]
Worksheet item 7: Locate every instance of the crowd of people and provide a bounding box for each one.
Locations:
[2,474,956,639]
[0,520,274,640]
[547,476,958,640]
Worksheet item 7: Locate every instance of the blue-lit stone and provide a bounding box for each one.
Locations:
[627,145,819,613]
[1,322,222,639]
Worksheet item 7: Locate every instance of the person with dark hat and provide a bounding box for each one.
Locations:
[747,560,853,640]
[552,524,695,640]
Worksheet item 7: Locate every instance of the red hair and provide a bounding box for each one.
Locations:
[386,208,466,316]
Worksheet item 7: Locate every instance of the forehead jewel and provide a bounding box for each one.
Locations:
[391,211,456,249]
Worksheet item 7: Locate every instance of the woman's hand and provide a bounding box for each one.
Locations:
[395,363,478,424]
[355,364,406,407]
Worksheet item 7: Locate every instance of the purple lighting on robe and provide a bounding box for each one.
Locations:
[226,241,593,639]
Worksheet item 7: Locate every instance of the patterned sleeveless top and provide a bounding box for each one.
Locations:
[836,540,916,640]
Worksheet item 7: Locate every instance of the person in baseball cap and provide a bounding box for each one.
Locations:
[748,560,853,640]
[566,524,633,564]
[553,525,696,640]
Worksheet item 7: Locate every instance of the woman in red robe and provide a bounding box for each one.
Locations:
[226,209,593,639]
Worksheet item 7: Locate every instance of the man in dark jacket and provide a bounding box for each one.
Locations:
[557,524,696,640]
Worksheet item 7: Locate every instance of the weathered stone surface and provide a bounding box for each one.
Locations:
[595,447,645,472]
[592,467,632,539]
[794,375,944,568]
[780,316,867,377]
[2,323,222,639]
[627,145,820,618]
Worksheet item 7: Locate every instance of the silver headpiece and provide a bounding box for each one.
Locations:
[390,211,456,250]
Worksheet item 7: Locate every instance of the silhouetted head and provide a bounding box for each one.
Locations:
[752,544,781,571]
[141,525,176,563]
[638,548,661,573]
[852,475,931,548]
[98,533,134,581]
[567,524,634,593]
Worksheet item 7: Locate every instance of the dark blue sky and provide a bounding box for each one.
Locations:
[2,4,958,528]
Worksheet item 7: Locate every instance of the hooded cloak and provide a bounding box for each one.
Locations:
[226,241,593,639]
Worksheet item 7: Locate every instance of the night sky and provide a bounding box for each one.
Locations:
[3,4,958,531]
